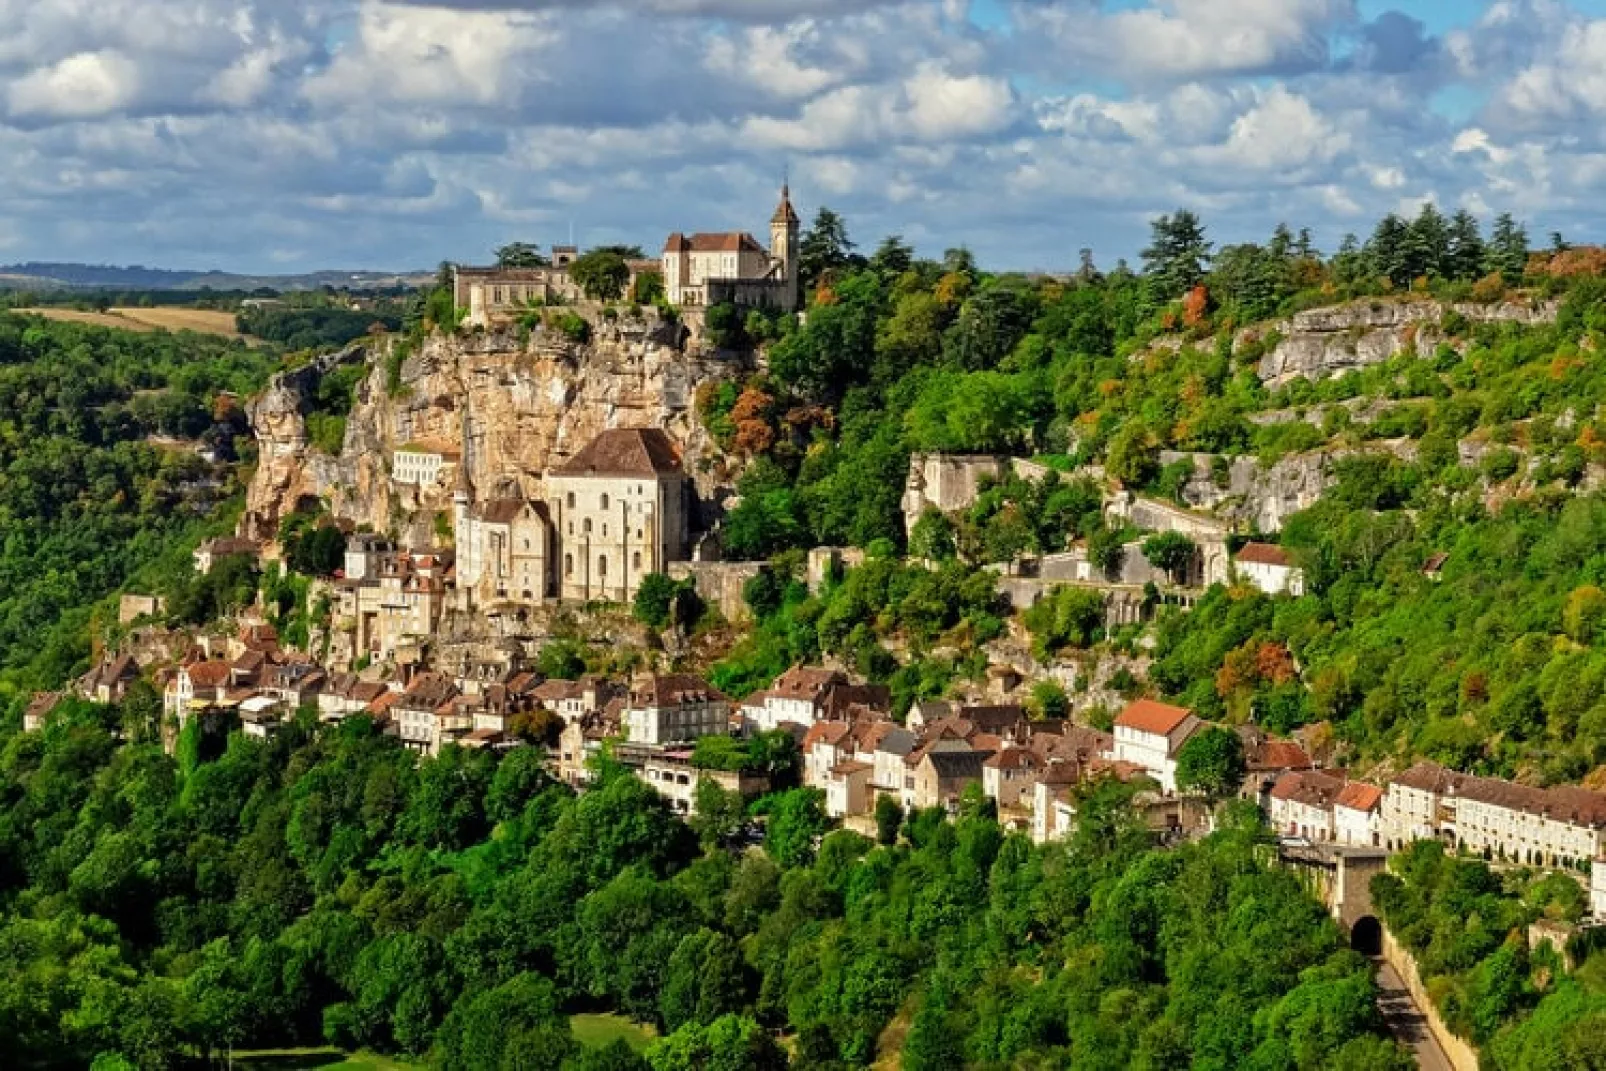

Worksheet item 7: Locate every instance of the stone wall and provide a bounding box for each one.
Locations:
[669,561,768,623]
[1381,927,1482,1071]
[901,454,1059,535]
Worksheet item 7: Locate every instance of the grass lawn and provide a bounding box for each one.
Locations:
[570,1012,658,1053]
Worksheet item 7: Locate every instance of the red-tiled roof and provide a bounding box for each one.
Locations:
[1115,699,1194,736]
[1236,542,1294,568]
[1270,770,1347,808]
[1335,782,1383,812]
[553,428,683,478]
[772,665,848,699]
[186,661,231,689]
[663,231,768,255]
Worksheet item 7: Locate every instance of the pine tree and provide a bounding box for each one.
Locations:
[1486,213,1530,280]
[1331,234,1364,286]
[1404,203,1450,282]
[1446,210,1486,281]
[1364,214,1410,288]
[1141,210,1212,305]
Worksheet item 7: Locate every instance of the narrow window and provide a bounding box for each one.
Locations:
[601,494,610,510]
[598,556,608,578]
[565,554,573,577]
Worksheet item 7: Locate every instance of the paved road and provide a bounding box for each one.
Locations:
[1374,959,1455,1071]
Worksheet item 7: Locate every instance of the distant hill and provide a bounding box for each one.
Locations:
[0,262,436,292]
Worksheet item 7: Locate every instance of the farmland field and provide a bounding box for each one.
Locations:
[18,305,256,341]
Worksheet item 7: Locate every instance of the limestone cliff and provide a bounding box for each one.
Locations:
[242,312,750,547]
[1246,297,1558,388]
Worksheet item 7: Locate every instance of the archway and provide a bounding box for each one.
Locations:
[1350,915,1382,957]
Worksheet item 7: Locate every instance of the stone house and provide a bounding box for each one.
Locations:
[983,747,1042,811]
[662,185,799,312]
[118,594,165,624]
[318,674,390,722]
[617,743,771,816]
[79,653,140,705]
[742,666,891,733]
[23,692,62,732]
[1334,782,1383,847]
[624,674,728,746]
[1268,770,1348,841]
[343,533,394,582]
[266,662,327,710]
[559,701,624,787]
[393,672,461,754]
[803,720,855,790]
[164,659,232,723]
[1233,542,1306,597]
[1236,726,1314,805]
[546,428,690,605]
[912,749,994,811]
[826,761,873,818]
[1110,699,1203,795]
[193,537,259,575]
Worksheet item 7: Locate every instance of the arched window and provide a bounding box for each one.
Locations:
[602,525,608,537]
[601,494,610,510]
[633,551,642,570]
[583,518,592,535]
[564,554,573,577]
[598,555,608,578]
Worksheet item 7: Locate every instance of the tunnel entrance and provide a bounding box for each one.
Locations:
[1351,915,1382,957]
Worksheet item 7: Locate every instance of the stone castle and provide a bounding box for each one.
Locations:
[453,184,801,327]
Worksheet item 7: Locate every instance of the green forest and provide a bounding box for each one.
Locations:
[0,701,1411,1069]
[0,314,277,696]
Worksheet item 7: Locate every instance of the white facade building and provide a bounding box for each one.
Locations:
[393,444,458,487]
[1110,700,1203,795]
[624,674,729,746]
[1233,543,1306,597]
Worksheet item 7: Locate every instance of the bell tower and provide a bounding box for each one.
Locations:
[770,182,801,311]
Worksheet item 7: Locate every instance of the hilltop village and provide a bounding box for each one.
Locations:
[24,190,1606,977]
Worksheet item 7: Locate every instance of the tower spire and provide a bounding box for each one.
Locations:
[454,392,475,504]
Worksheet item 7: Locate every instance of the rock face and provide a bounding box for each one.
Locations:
[1157,444,1417,533]
[1249,298,1558,389]
[243,344,366,542]
[241,313,751,548]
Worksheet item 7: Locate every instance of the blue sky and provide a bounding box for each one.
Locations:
[0,0,1603,273]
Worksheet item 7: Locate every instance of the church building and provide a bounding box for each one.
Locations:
[662,185,801,312]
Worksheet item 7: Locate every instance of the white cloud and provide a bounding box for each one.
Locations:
[1017,0,1356,81]
[8,51,141,120]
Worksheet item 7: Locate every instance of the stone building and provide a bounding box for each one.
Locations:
[662,185,800,312]
[623,674,729,746]
[546,428,689,604]
[1382,762,1606,867]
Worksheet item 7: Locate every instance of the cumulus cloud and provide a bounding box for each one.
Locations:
[0,0,1603,273]
[8,51,142,120]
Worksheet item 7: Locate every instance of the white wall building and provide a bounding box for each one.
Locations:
[1234,542,1306,597]
[624,674,729,746]
[392,443,459,487]
[1110,700,1203,795]
[1333,782,1383,847]
[1382,762,1606,868]
[1268,770,1347,841]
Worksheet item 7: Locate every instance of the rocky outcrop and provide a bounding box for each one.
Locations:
[243,344,366,542]
[241,311,752,548]
[1157,442,1416,532]
[1247,298,1558,389]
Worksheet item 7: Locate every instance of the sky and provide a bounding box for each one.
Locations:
[2,0,1605,273]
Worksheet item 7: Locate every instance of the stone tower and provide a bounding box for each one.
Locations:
[770,182,801,311]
